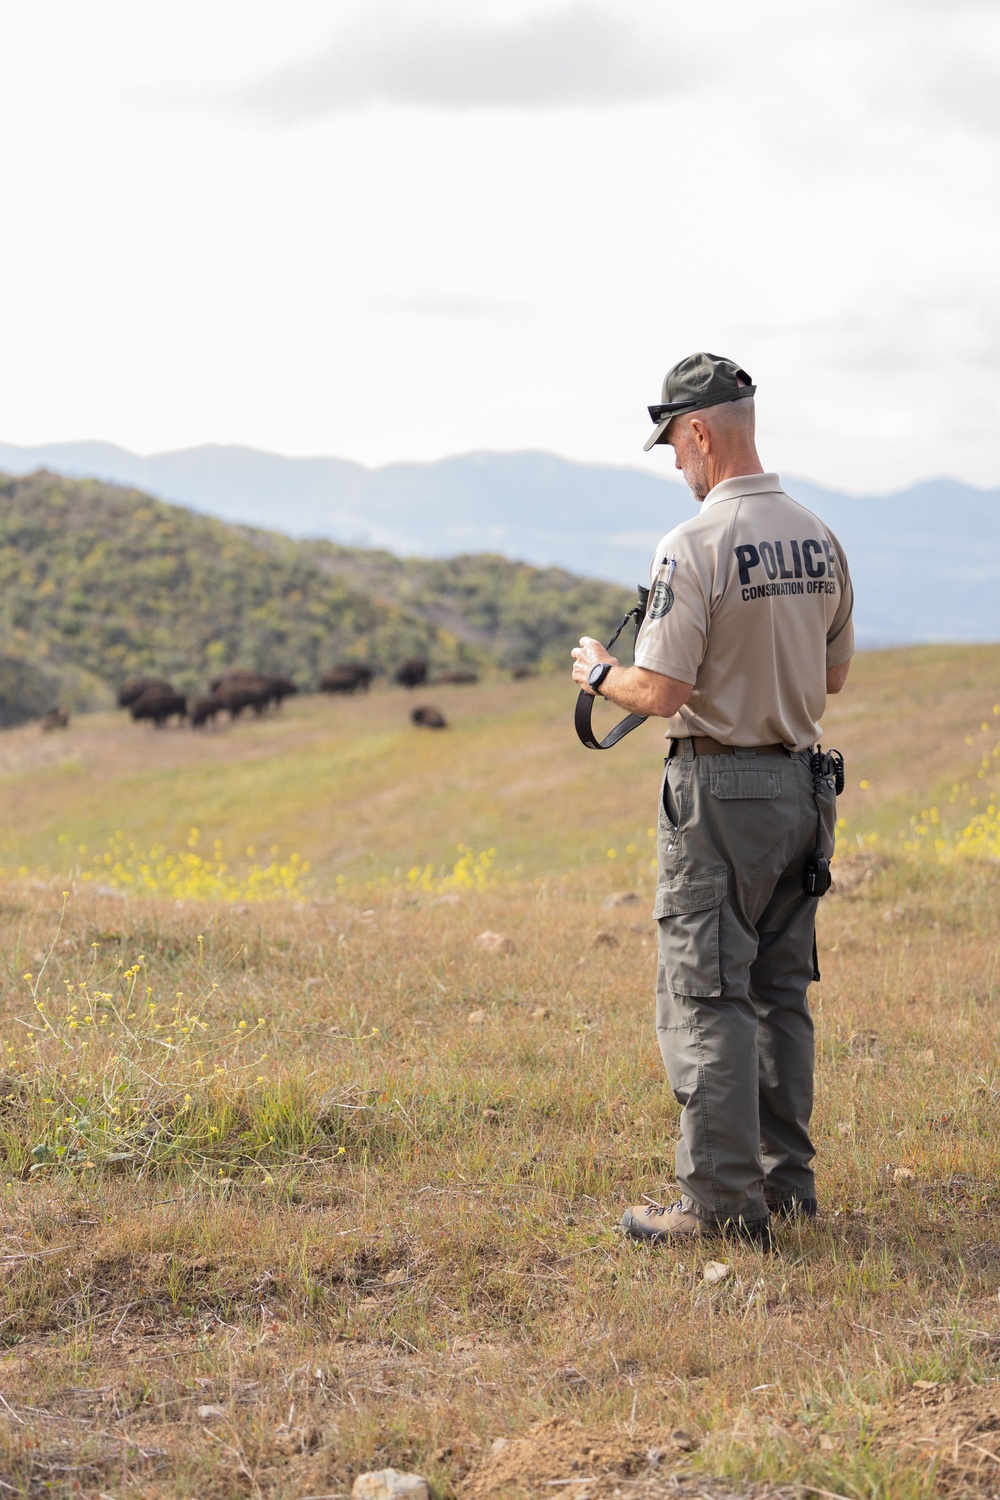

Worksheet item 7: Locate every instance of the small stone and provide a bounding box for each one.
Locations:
[593,929,620,948]
[894,1167,916,1183]
[530,1005,551,1020]
[703,1261,730,1287]
[818,1433,835,1452]
[491,1437,510,1454]
[476,930,515,954]
[670,1428,697,1452]
[467,1009,487,1026]
[837,1121,853,1137]
[603,891,640,908]
[197,1404,227,1420]
[917,1049,936,1065]
[352,1471,430,1500]
[384,1267,408,1284]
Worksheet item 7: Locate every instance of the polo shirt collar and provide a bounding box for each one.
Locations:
[702,472,783,509]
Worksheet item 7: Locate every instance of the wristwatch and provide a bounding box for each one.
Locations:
[588,661,613,695]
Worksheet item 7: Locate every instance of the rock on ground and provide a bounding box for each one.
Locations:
[476,930,515,953]
[352,1469,430,1499]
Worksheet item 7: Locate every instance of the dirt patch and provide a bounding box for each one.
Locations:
[462,1417,797,1498]
[876,1380,1000,1493]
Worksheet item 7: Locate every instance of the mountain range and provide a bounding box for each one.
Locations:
[1,439,998,647]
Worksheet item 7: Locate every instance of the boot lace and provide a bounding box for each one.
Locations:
[640,1195,681,1218]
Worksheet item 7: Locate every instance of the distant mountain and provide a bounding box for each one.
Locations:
[1,439,998,646]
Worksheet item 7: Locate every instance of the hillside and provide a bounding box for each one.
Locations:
[3,440,1000,646]
[0,469,632,725]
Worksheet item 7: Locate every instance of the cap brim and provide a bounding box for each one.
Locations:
[643,417,674,452]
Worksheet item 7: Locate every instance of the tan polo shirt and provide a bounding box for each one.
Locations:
[633,472,854,751]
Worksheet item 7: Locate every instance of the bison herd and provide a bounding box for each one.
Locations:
[117,671,297,728]
[108,658,531,734]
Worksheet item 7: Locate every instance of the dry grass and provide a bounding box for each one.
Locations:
[0,650,998,1498]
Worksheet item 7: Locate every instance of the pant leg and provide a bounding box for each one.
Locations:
[750,877,818,1203]
[655,955,767,1222]
[751,764,836,1203]
[654,745,819,1224]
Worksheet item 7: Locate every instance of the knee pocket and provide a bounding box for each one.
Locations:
[654,871,727,997]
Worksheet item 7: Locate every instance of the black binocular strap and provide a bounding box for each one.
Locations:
[574,588,649,751]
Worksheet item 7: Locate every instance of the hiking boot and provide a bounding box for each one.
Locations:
[620,1198,772,1247]
[768,1196,817,1220]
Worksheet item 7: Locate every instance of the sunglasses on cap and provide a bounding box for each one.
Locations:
[647,398,699,424]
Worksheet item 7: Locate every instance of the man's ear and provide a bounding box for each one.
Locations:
[688,416,711,453]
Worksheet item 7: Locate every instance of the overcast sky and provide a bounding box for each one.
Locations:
[1,0,998,491]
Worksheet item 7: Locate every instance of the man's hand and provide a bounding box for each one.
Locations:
[571,637,619,695]
[571,636,694,718]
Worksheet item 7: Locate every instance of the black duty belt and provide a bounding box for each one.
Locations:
[668,736,786,758]
[574,585,649,750]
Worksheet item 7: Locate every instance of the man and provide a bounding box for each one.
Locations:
[571,352,853,1245]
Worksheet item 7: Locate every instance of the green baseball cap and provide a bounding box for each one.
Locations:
[644,351,756,451]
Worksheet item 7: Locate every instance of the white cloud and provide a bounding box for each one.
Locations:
[236,3,678,118]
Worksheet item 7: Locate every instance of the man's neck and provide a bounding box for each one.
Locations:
[703,448,765,495]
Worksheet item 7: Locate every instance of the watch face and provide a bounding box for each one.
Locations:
[589,662,608,688]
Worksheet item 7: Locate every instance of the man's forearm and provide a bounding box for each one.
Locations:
[597,665,693,719]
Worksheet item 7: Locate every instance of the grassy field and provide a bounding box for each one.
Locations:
[0,648,999,1498]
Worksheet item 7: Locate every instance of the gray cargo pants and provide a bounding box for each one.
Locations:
[655,741,836,1225]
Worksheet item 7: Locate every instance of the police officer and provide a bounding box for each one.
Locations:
[571,352,854,1245]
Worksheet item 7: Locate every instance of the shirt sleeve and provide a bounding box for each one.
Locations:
[632,531,710,685]
[825,536,855,668]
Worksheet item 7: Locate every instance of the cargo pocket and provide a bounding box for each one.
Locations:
[653,869,728,997]
[708,764,781,799]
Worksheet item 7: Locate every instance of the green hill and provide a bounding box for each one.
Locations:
[0,469,632,725]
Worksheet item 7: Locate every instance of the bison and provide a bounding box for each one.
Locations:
[213,683,270,719]
[511,665,536,680]
[395,657,428,690]
[130,689,187,727]
[118,677,174,707]
[39,707,69,731]
[189,695,223,728]
[411,704,447,729]
[320,664,374,695]
[433,669,479,685]
[209,672,296,709]
[267,675,298,706]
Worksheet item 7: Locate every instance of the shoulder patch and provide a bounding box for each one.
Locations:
[648,580,674,619]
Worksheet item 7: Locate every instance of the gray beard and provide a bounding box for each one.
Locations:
[682,461,709,503]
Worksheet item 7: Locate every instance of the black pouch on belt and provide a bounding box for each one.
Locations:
[802,747,845,898]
